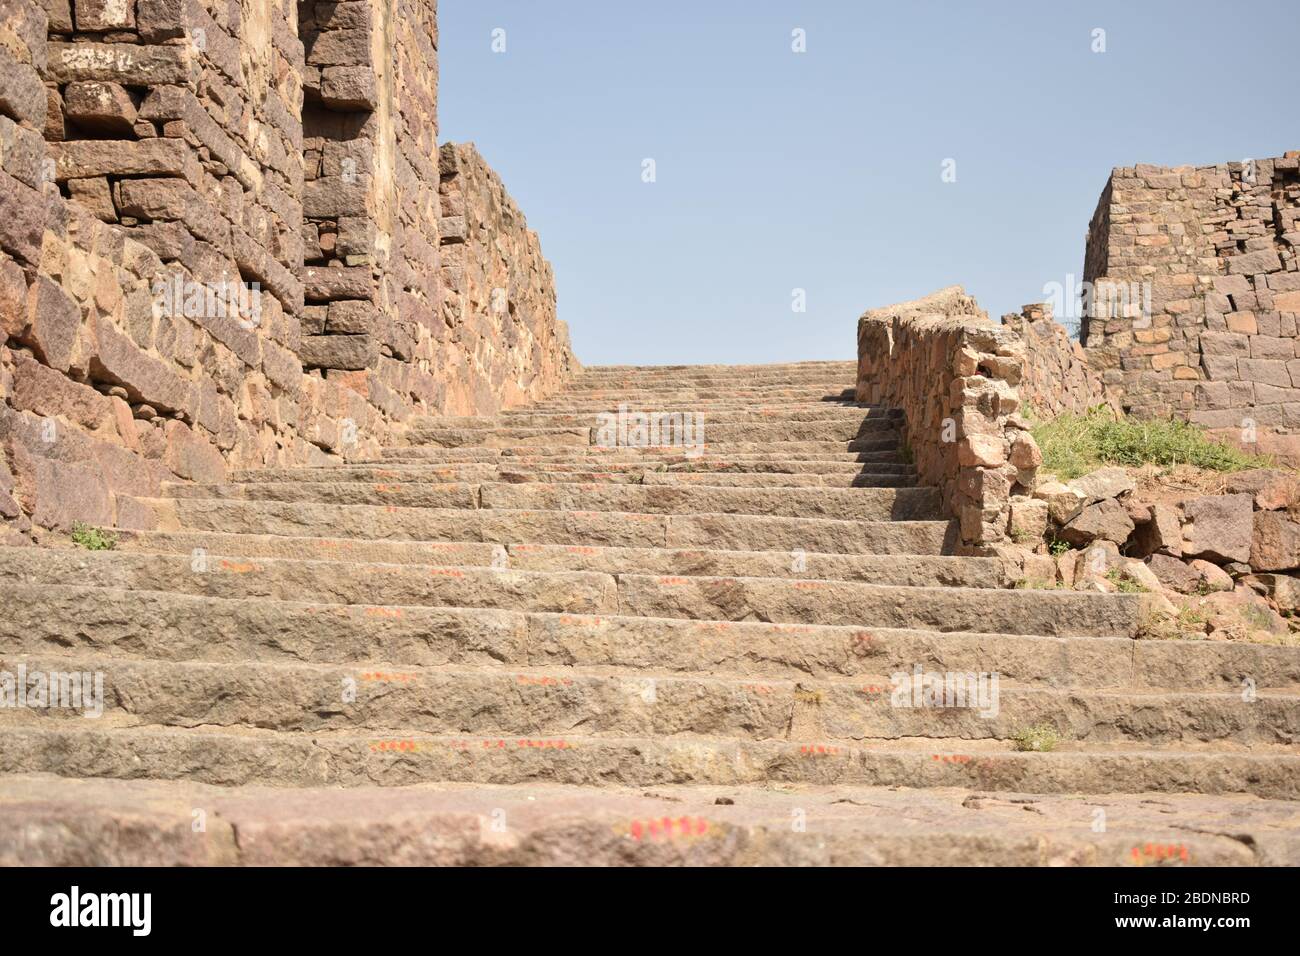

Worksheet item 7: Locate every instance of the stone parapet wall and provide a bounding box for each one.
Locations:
[437,142,578,414]
[1002,302,1112,420]
[1083,152,1300,458]
[0,0,576,537]
[856,287,1041,551]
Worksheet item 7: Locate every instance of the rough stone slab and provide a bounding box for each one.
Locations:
[3,775,1295,866]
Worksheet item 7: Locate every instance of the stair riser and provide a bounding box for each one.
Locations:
[0,549,1134,635]
[410,422,899,448]
[11,655,1294,746]
[113,533,999,587]
[382,441,899,460]
[616,575,1141,638]
[3,728,1296,798]
[229,460,911,482]
[0,551,619,616]
[141,499,956,554]
[6,587,1297,690]
[485,407,891,427]
[477,484,941,521]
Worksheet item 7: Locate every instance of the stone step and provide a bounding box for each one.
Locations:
[488,405,891,426]
[526,398,863,413]
[112,532,997,587]
[615,573,1140,637]
[159,481,938,520]
[408,420,898,448]
[2,775,1291,866]
[0,549,1135,636]
[476,483,941,521]
[0,548,618,616]
[229,459,908,483]
[2,724,1295,798]
[5,585,1297,690]
[640,471,916,488]
[531,386,857,402]
[380,439,900,460]
[10,652,1296,746]
[136,497,956,553]
[219,464,914,488]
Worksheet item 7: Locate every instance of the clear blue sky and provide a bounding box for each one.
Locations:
[438,0,1300,366]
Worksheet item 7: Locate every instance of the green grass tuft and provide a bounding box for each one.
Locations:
[1012,723,1060,753]
[70,522,117,551]
[1030,406,1270,479]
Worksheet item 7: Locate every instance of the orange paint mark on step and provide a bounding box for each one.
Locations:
[369,739,423,753]
[658,577,691,586]
[516,739,574,749]
[358,671,416,683]
[364,607,404,619]
[429,568,466,578]
[799,744,841,755]
[219,559,260,574]
[516,674,574,687]
[1130,843,1190,865]
[624,816,711,842]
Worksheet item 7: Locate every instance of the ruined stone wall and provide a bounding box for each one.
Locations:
[1083,152,1300,457]
[0,0,577,537]
[1002,302,1112,420]
[438,141,578,414]
[856,287,1041,551]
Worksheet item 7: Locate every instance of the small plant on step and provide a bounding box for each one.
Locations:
[1105,567,1147,593]
[1048,537,1073,557]
[1013,723,1060,753]
[70,522,117,551]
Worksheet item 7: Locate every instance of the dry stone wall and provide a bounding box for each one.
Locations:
[1083,152,1300,458]
[856,287,1042,551]
[438,142,578,414]
[1002,302,1112,419]
[0,0,576,537]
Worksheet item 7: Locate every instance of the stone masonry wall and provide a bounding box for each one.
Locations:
[1002,302,1112,420]
[856,287,1042,551]
[1082,151,1300,458]
[438,141,578,414]
[0,0,576,538]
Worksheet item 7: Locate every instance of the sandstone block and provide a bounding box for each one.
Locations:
[1068,466,1135,503]
[67,177,116,221]
[1250,511,1300,572]
[320,66,378,111]
[23,275,82,373]
[0,54,47,128]
[1226,468,1300,510]
[1146,553,1201,594]
[62,80,137,134]
[299,333,377,370]
[1182,493,1253,564]
[1059,498,1134,547]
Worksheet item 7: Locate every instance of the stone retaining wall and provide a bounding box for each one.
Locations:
[856,287,1042,551]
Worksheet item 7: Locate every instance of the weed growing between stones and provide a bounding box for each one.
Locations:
[1013,724,1060,753]
[1105,568,1148,593]
[69,523,117,551]
[1031,406,1270,479]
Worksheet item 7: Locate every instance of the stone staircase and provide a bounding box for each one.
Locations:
[2,360,1299,865]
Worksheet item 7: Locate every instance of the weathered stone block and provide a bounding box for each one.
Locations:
[23,275,81,373]
[1251,511,1300,572]
[1183,493,1253,564]
[299,333,378,370]
[62,80,137,133]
